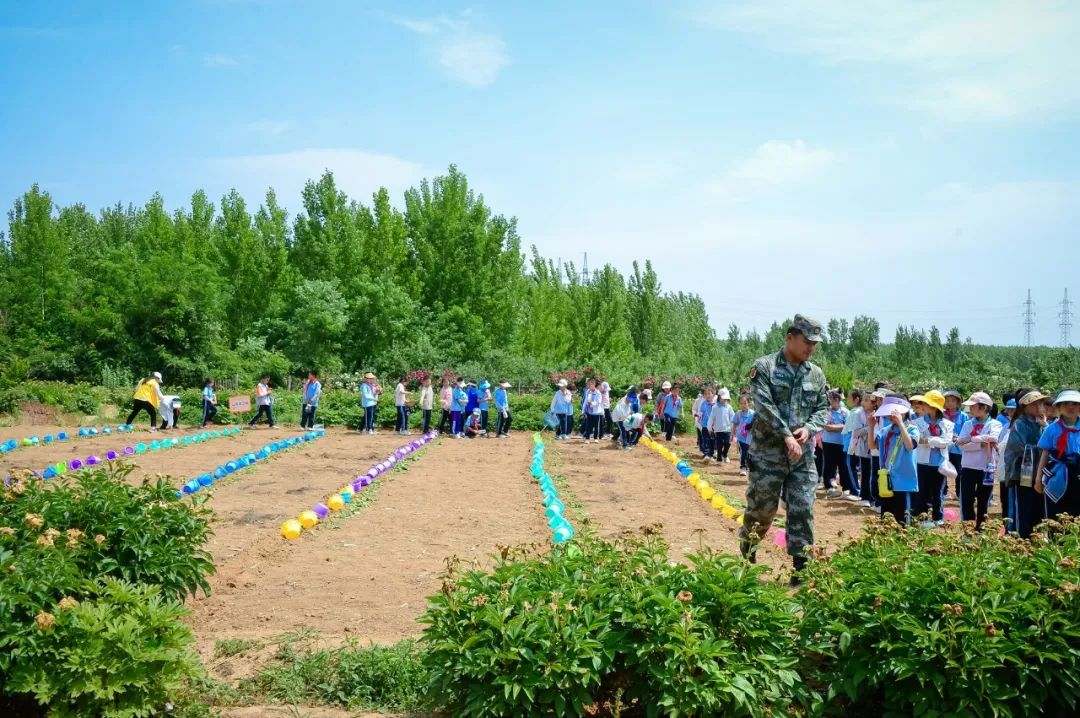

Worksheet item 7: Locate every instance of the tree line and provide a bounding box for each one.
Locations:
[1,165,1076,396]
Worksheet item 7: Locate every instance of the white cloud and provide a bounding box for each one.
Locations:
[691,0,1080,122]
[202,53,240,67]
[206,148,429,208]
[243,119,290,137]
[390,12,509,87]
[704,139,835,201]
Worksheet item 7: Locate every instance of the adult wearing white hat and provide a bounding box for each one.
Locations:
[359,372,379,434]
[955,391,1002,529]
[126,372,164,430]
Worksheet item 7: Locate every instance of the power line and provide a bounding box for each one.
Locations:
[1023,289,1036,347]
[1060,288,1073,347]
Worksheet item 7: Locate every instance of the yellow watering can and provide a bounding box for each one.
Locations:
[877,468,893,498]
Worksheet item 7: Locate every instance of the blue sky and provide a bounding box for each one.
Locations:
[2,0,1078,346]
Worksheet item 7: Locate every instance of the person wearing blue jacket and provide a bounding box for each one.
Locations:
[698,386,716,458]
[494,381,512,438]
[451,379,469,438]
[477,380,493,434]
[551,379,573,439]
[359,372,379,434]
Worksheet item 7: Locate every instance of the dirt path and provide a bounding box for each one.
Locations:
[550,433,870,572]
[187,432,547,647]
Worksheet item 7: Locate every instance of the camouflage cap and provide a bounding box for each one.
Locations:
[790,314,824,342]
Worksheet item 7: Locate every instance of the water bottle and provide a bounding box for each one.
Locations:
[877,468,894,497]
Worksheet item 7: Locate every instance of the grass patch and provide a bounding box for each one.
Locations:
[236,638,428,712]
[213,637,264,659]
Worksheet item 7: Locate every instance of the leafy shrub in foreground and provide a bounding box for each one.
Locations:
[797,517,1080,717]
[3,578,199,718]
[0,465,214,716]
[0,464,215,600]
[420,531,804,717]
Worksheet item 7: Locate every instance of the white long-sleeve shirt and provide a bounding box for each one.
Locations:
[915,416,955,465]
[957,417,1002,472]
[707,402,735,432]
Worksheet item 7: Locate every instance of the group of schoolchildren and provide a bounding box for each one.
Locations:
[548,378,659,449]
[811,385,1080,536]
[357,373,514,439]
[690,385,756,475]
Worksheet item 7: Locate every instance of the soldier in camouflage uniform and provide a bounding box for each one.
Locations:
[739,314,828,584]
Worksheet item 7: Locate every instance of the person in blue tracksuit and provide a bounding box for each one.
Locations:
[359,372,379,434]
[698,386,716,458]
[494,381,512,438]
[451,379,469,438]
[477,380,492,434]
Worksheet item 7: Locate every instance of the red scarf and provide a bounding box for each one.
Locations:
[945,409,959,422]
[970,422,985,437]
[928,420,941,437]
[1055,419,1079,459]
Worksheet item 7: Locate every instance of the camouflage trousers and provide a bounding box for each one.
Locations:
[739,452,819,558]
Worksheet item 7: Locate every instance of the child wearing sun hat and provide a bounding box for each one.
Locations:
[955,391,1002,530]
[913,390,954,526]
[867,394,920,525]
[1035,389,1080,521]
[494,381,513,438]
[1003,389,1049,537]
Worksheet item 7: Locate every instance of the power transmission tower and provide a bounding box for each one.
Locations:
[1060,288,1074,347]
[1023,289,1036,347]
[581,252,591,284]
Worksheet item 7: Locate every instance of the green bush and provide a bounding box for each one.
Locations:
[797,518,1080,717]
[0,464,213,716]
[0,464,215,600]
[421,532,805,717]
[3,578,199,718]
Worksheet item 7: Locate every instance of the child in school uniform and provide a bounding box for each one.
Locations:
[201,378,218,427]
[419,376,434,434]
[477,380,493,434]
[868,395,920,525]
[463,409,483,438]
[820,390,849,498]
[942,389,969,498]
[840,389,863,501]
[599,377,612,439]
[451,379,469,438]
[692,391,704,449]
[360,372,379,434]
[698,386,716,458]
[249,375,275,429]
[394,377,412,435]
[913,390,954,527]
[956,392,1003,530]
[494,381,512,438]
[583,379,604,443]
[551,379,573,440]
[1003,390,1049,538]
[852,391,883,508]
[707,388,735,463]
[623,411,653,448]
[1035,389,1080,522]
[661,384,683,441]
[733,394,754,476]
[300,371,322,429]
[438,377,453,434]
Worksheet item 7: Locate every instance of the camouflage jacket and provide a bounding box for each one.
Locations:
[748,350,828,459]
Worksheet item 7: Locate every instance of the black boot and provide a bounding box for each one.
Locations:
[789,555,807,587]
